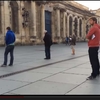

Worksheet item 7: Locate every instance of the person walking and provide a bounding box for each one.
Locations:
[86,17,100,80]
[65,36,69,45]
[43,30,52,60]
[1,27,16,67]
[70,34,76,55]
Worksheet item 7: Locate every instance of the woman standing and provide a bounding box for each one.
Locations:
[70,34,76,55]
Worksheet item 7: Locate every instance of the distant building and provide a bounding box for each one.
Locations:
[0,1,100,45]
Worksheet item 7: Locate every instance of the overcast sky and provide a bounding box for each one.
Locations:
[75,1,100,10]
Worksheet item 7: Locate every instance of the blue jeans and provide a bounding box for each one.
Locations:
[45,46,51,59]
[3,45,14,65]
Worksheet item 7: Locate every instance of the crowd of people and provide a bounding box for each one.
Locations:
[0,17,100,80]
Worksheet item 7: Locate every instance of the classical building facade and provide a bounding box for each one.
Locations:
[0,1,100,45]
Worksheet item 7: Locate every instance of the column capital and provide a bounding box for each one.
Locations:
[54,6,66,12]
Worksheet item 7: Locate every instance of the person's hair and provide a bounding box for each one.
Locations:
[6,27,11,30]
[90,17,97,23]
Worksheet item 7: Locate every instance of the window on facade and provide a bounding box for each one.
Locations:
[0,6,2,34]
[69,16,72,35]
[74,18,77,36]
[86,25,89,34]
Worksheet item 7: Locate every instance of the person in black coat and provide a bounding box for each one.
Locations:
[43,30,52,60]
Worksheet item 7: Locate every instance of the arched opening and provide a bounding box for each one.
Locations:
[86,25,89,34]
[10,1,19,33]
[45,11,51,35]
[69,16,72,35]
[79,19,82,37]
[0,5,2,34]
[74,18,78,36]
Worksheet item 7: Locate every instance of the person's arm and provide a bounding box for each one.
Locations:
[43,34,46,42]
[86,27,96,40]
[13,34,16,42]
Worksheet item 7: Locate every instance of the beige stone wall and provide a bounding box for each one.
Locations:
[0,1,99,45]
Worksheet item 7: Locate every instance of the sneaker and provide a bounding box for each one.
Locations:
[86,75,96,80]
[1,64,7,67]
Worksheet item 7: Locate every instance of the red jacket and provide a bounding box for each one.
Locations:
[86,24,100,47]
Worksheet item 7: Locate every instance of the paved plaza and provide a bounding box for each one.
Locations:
[0,42,100,95]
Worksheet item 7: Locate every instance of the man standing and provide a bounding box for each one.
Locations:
[1,27,16,67]
[86,17,100,80]
[43,30,52,60]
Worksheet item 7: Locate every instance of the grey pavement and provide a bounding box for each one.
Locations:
[0,42,100,94]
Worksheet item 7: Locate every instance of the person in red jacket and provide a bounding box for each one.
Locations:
[86,17,100,80]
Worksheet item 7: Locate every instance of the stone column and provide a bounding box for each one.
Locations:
[82,18,86,40]
[17,1,24,44]
[77,18,79,37]
[67,15,69,37]
[41,4,45,40]
[63,11,66,38]
[56,9,60,37]
[1,2,4,35]
[20,1,26,44]
[51,11,55,42]
[18,1,22,35]
[31,1,36,37]
[4,1,10,34]
[0,2,5,45]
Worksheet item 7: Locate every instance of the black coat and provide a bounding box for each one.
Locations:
[70,35,76,45]
[43,33,52,46]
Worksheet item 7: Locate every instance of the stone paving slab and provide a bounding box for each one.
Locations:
[0,70,13,75]
[86,77,100,85]
[62,68,92,75]
[0,79,29,94]
[42,73,87,85]
[48,60,88,69]
[77,62,91,69]
[3,72,52,83]
[5,81,77,95]
[29,67,68,74]
[3,93,17,95]
[66,80,100,95]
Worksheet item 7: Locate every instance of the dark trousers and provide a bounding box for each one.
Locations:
[88,47,100,77]
[3,45,14,65]
[45,46,51,59]
[66,41,69,45]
